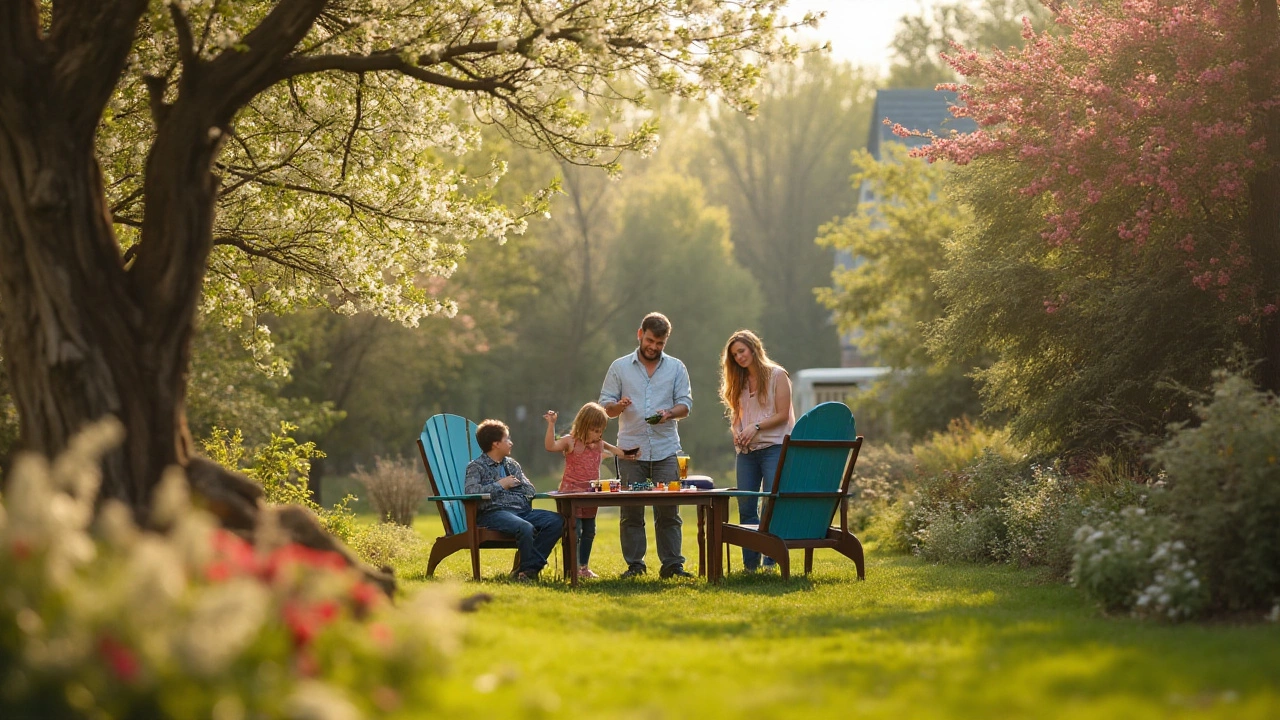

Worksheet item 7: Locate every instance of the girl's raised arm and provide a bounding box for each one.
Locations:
[543,411,573,452]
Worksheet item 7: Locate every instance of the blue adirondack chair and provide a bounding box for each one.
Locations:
[416,414,520,579]
[719,401,866,580]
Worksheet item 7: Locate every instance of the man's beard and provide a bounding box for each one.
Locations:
[640,346,660,361]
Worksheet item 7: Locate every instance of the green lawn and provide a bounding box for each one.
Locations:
[403,505,1280,719]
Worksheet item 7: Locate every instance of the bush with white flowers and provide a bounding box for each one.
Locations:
[1071,506,1209,621]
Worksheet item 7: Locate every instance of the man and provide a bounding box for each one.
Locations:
[464,419,564,581]
[600,312,694,579]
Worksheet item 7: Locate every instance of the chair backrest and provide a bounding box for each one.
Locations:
[760,402,863,540]
[417,414,483,535]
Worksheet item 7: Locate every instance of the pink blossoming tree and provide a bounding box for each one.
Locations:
[912,0,1280,391]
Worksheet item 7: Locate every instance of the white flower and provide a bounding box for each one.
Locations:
[285,682,363,720]
[176,579,270,676]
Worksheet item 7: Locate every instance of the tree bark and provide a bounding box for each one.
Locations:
[0,0,155,512]
[0,0,326,514]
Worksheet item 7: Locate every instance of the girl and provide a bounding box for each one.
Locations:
[719,329,795,572]
[544,402,633,578]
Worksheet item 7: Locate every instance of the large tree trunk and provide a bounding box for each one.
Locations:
[0,98,219,519]
[0,0,325,515]
[0,0,165,514]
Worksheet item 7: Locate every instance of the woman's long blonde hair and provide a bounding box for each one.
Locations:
[569,402,608,446]
[719,330,783,424]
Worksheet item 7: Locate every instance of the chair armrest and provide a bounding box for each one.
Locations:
[533,492,555,499]
[426,493,490,502]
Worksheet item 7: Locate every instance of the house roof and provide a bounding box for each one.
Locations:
[866,88,977,160]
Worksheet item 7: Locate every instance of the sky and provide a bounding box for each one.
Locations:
[781,0,942,75]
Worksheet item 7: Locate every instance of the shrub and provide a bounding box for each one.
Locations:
[1,419,458,718]
[1071,506,1209,621]
[911,418,1019,478]
[903,451,1026,562]
[913,503,1003,564]
[1000,460,1152,578]
[1000,464,1086,576]
[1149,371,1280,612]
[848,442,918,533]
[354,456,429,526]
[201,423,360,544]
[348,522,430,579]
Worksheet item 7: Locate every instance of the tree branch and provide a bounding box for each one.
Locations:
[168,3,199,72]
[271,52,514,92]
[340,73,364,181]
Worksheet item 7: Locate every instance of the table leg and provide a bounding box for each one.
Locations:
[558,499,579,587]
[697,504,707,578]
[710,496,728,583]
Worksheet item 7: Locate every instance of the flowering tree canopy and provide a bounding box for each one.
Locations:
[907,0,1280,389]
[0,0,805,513]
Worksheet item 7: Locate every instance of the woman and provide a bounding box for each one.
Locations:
[719,329,795,572]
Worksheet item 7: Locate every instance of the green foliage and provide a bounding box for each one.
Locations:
[0,421,457,719]
[1071,507,1209,621]
[904,450,1023,562]
[200,424,359,543]
[879,424,1150,583]
[931,156,1245,455]
[819,145,966,370]
[187,322,342,449]
[1000,465,1092,576]
[818,144,984,437]
[348,522,431,579]
[848,442,919,533]
[1149,371,1280,612]
[886,0,1053,88]
[606,173,763,469]
[911,418,1018,479]
[697,52,875,372]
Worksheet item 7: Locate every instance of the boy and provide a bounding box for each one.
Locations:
[464,419,564,581]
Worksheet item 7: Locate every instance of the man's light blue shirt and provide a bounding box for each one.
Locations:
[600,350,693,462]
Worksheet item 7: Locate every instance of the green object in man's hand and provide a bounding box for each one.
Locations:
[645,413,663,425]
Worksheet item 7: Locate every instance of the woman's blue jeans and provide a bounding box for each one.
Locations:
[736,443,782,571]
[576,517,597,566]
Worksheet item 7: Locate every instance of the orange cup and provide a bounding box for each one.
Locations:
[668,480,681,491]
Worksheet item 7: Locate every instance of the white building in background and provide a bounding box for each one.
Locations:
[792,367,892,416]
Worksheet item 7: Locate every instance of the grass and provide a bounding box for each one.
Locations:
[400,504,1280,720]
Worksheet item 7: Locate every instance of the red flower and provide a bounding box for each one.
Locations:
[294,649,320,677]
[282,599,344,647]
[9,538,32,561]
[209,530,259,580]
[262,543,349,583]
[97,634,141,683]
[350,582,383,614]
[368,622,393,648]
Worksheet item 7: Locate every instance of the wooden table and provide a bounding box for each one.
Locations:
[549,485,731,586]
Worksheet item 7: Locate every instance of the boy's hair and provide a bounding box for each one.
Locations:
[570,402,608,444]
[640,312,671,338]
[475,419,509,453]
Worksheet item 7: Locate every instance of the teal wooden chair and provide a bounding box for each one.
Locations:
[719,402,866,580]
[417,414,520,579]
